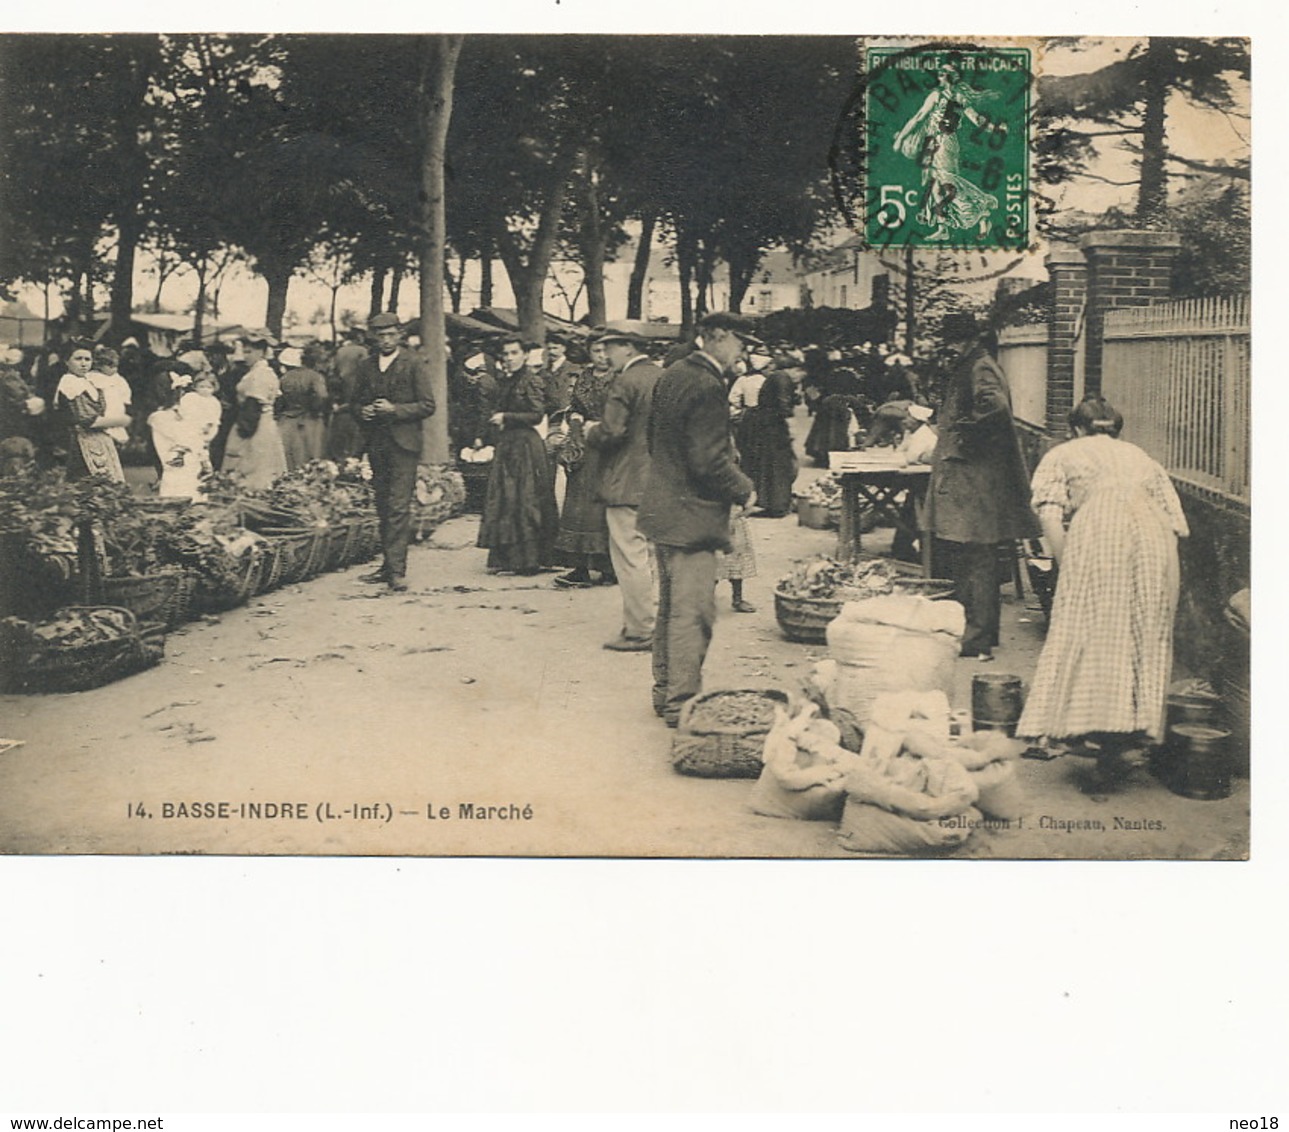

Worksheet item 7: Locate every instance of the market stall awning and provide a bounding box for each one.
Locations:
[467,307,591,340]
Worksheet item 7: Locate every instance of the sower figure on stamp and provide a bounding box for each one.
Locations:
[639,312,756,726]
[584,322,662,652]
[893,59,1001,242]
[927,311,1039,660]
[353,311,436,593]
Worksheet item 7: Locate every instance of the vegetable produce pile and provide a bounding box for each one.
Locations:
[688,690,782,733]
[3,606,133,648]
[798,473,843,507]
[777,556,900,601]
[233,460,375,531]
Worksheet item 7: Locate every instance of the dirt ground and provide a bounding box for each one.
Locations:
[0,409,1250,859]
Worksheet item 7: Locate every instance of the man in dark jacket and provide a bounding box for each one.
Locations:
[353,312,436,592]
[927,312,1040,658]
[639,312,756,725]
[586,323,663,651]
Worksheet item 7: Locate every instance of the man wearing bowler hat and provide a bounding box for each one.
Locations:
[638,312,756,725]
[927,311,1038,659]
[352,312,436,592]
[585,322,663,652]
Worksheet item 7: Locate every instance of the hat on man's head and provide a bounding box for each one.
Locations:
[940,312,980,343]
[278,347,304,369]
[367,312,402,331]
[596,320,653,347]
[697,311,765,350]
[908,403,934,423]
[240,330,277,349]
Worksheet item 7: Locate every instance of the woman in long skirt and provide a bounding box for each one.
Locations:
[1016,396,1190,791]
[553,362,615,588]
[222,336,287,489]
[738,359,798,518]
[477,337,559,575]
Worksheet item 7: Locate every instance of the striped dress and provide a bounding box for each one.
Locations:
[1016,435,1189,743]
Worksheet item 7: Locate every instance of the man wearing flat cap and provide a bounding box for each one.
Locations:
[352,311,436,592]
[639,312,755,725]
[584,322,663,651]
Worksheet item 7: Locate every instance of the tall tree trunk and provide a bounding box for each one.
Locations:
[112,211,143,333]
[192,256,208,344]
[495,150,580,345]
[1137,37,1170,223]
[694,241,714,320]
[513,275,547,346]
[107,40,158,340]
[416,33,463,465]
[578,162,607,326]
[369,266,387,318]
[329,286,339,343]
[387,267,403,314]
[677,235,695,338]
[726,245,762,314]
[479,246,493,309]
[626,213,655,320]
[264,263,293,340]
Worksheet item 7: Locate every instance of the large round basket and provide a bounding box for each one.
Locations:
[671,687,790,778]
[774,577,957,644]
[0,606,164,694]
[101,567,191,630]
[191,546,267,614]
[259,529,321,589]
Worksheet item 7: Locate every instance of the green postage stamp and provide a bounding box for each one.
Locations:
[864,44,1032,250]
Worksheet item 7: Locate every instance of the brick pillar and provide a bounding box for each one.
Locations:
[1045,247,1088,435]
[1080,230,1181,395]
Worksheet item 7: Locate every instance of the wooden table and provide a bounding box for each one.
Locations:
[836,465,933,576]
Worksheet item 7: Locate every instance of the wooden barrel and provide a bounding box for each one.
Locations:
[1165,724,1233,801]
[971,673,1025,736]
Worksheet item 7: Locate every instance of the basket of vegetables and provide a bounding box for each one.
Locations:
[101,566,191,631]
[0,605,164,694]
[774,557,956,644]
[258,527,325,589]
[671,687,791,778]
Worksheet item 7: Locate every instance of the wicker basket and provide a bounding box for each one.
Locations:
[0,606,164,694]
[774,578,957,644]
[349,515,381,564]
[315,523,352,572]
[191,546,267,614]
[259,527,325,585]
[101,568,190,631]
[671,687,790,778]
[459,462,491,514]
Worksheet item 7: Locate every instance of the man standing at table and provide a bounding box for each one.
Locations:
[927,312,1038,659]
[353,312,436,593]
[639,312,756,725]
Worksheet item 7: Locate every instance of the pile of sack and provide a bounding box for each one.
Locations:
[748,592,1025,855]
[750,690,1026,855]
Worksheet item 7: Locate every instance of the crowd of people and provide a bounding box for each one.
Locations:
[0,304,1190,793]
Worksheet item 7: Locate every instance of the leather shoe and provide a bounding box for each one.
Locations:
[387,576,408,593]
[359,569,389,585]
[603,634,652,652]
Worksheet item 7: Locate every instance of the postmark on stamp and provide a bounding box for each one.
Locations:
[866,43,1032,250]
[834,40,1035,255]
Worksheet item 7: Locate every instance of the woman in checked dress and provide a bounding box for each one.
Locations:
[1016,397,1190,790]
